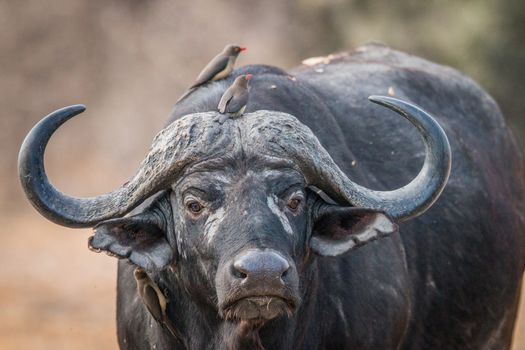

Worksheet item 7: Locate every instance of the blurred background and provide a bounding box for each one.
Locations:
[1,0,524,348]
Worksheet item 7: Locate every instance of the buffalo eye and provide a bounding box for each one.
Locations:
[287,197,302,211]
[186,200,203,215]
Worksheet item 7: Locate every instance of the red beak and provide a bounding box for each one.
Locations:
[245,74,253,80]
[240,47,247,52]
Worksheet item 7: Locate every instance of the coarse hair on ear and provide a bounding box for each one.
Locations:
[88,192,175,271]
[310,205,398,257]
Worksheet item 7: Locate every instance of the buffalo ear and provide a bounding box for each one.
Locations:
[88,212,174,271]
[310,207,398,256]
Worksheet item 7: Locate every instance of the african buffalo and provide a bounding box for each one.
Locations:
[19,44,524,349]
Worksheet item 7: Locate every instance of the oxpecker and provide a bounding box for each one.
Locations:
[178,44,247,102]
[134,268,185,344]
[192,44,246,88]
[134,267,167,323]
[218,74,252,118]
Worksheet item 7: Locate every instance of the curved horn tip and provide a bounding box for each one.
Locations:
[40,104,87,124]
[52,104,87,114]
[368,95,406,107]
[56,104,87,117]
[367,96,431,120]
[70,104,87,112]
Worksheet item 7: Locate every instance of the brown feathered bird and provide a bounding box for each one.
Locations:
[218,74,252,118]
[134,268,185,345]
[134,268,167,323]
[177,44,246,102]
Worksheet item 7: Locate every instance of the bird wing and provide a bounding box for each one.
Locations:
[142,284,164,322]
[191,54,230,88]
[218,88,234,113]
[224,89,249,113]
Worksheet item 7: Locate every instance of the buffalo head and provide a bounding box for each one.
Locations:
[18,96,450,325]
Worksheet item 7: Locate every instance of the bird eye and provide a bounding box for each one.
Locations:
[186,200,203,214]
[287,197,302,211]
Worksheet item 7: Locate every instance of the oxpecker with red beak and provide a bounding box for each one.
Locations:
[177,44,247,102]
[191,44,247,88]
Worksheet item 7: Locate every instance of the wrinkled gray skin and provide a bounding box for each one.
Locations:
[20,44,525,349]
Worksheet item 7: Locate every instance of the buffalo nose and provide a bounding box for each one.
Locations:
[232,250,290,282]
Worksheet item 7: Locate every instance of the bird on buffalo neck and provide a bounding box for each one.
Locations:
[218,74,252,118]
[134,268,186,346]
[177,44,247,102]
[134,268,167,324]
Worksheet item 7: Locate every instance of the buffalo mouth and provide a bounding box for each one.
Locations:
[221,295,296,322]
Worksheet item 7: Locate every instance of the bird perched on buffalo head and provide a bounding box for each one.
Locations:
[218,74,252,118]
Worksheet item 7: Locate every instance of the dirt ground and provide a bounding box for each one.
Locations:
[1,214,523,349]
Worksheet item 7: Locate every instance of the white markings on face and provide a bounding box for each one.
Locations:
[267,194,294,235]
[204,207,226,244]
[289,190,303,197]
[177,233,187,259]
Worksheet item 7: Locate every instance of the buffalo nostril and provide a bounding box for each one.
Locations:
[231,250,290,282]
[234,270,248,279]
[231,263,248,279]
